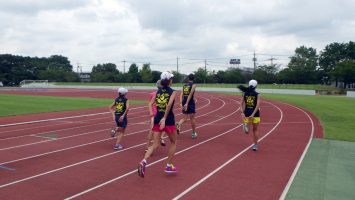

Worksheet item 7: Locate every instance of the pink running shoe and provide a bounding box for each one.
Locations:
[164,164,178,173]
[138,160,147,178]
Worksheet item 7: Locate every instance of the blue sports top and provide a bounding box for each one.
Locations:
[182,82,195,105]
[243,90,260,117]
[114,96,127,115]
[154,86,175,125]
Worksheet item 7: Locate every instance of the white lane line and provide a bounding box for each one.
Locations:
[279,104,314,200]
[0,97,233,189]
[0,97,213,164]
[0,106,147,128]
[64,107,241,199]
[0,106,148,137]
[172,101,283,200]
[0,97,211,150]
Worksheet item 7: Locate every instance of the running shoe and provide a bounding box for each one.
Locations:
[110,128,117,137]
[164,164,178,173]
[192,131,197,139]
[160,138,166,146]
[176,123,181,134]
[138,160,147,178]
[252,144,258,151]
[114,144,123,150]
[243,123,249,134]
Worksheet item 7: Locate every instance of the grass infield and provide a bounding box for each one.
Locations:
[0,94,146,117]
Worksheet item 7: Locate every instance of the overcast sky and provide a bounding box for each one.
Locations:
[0,0,354,73]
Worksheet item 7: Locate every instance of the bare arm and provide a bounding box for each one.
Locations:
[109,102,116,119]
[122,100,130,117]
[179,90,183,107]
[185,84,196,105]
[148,95,155,117]
[240,94,245,114]
[163,91,177,119]
[250,95,261,117]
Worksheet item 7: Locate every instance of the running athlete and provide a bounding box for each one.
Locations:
[238,80,261,151]
[176,74,197,138]
[109,88,129,150]
[138,71,178,178]
[145,80,166,152]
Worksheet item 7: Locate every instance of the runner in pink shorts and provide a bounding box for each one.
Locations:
[145,80,166,152]
[138,71,178,178]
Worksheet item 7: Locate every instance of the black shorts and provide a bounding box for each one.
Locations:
[182,101,196,114]
[115,114,128,128]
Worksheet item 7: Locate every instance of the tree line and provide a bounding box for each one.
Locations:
[1,41,354,88]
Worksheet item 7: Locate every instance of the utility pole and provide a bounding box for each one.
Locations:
[176,57,179,73]
[253,51,257,71]
[204,59,207,84]
[122,60,126,74]
[270,56,276,66]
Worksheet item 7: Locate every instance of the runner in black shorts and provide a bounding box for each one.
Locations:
[109,88,129,151]
[176,74,197,139]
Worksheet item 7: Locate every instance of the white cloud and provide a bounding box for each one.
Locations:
[0,0,354,74]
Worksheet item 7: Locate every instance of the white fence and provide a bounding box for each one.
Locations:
[347,91,355,98]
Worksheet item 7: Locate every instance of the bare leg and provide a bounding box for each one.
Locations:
[189,114,196,132]
[115,127,125,144]
[252,123,259,144]
[167,131,177,164]
[144,132,161,160]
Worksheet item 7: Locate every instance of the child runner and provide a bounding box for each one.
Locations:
[238,80,261,151]
[138,71,178,178]
[176,74,197,138]
[109,87,129,150]
[145,80,166,152]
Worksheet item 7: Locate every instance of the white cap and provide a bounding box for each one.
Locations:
[160,71,174,80]
[249,79,258,88]
[118,87,128,95]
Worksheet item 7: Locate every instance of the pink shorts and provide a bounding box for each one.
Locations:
[152,124,176,134]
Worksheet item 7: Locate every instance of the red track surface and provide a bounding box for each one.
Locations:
[0,89,323,200]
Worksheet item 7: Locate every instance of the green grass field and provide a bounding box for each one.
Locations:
[0,94,146,117]
[55,82,338,90]
[262,94,355,141]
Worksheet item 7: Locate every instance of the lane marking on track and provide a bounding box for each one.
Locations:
[64,104,241,200]
[0,97,232,189]
[0,104,149,136]
[172,101,283,199]
[0,96,213,165]
[0,165,16,171]
[0,97,211,150]
[0,106,147,128]
[279,104,314,200]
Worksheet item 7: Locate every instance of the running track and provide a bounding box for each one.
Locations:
[0,89,323,200]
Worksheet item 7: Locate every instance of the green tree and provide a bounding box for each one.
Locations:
[252,65,278,83]
[172,71,184,83]
[91,63,119,82]
[319,42,348,85]
[128,63,141,82]
[287,46,319,84]
[48,55,73,72]
[139,63,153,83]
[332,60,355,88]
[151,70,161,82]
